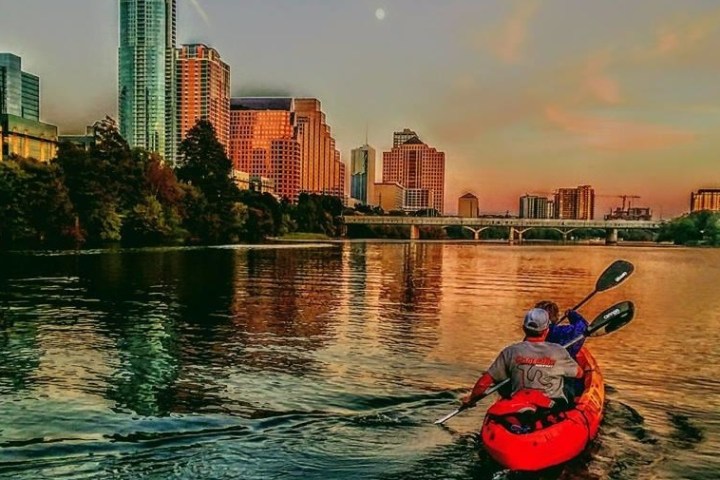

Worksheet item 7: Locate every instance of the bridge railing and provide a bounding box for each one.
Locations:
[341,215,661,229]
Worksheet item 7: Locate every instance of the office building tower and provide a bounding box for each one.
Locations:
[350,144,376,205]
[177,44,230,150]
[118,0,176,162]
[382,130,445,214]
[294,98,345,197]
[229,97,301,201]
[0,53,57,161]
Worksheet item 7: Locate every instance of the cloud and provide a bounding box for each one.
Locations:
[582,52,621,105]
[633,9,720,63]
[188,0,211,27]
[544,105,696,152]
[474,0,540,64]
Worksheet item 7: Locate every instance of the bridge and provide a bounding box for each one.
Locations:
[341,216,662,244]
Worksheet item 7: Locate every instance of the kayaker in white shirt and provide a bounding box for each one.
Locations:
[461,308,585,411]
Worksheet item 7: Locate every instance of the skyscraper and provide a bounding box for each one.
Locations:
[519,195,550,219]
[0,53,39,121]
[0,53,57,161]
[118,0,176,163]
[229,98,301,201]
[554,185,595,219]
[176,44,230,150]
[382,130,445,214]
[350,144,376,204]
[294,98,345,198]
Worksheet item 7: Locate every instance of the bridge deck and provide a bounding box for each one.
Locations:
[341,216,660,229]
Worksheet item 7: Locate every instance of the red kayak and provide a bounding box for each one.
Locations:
[480,347,605,471]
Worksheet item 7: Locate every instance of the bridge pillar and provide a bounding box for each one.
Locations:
[474,229,480,241]
[605,228,618,245]
[517,231,524,244]
[562,231,569,244]
[410,225,420,240]
[339,224,348,237]
[509,226,515,245]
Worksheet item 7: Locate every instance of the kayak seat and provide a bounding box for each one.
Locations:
[486,389,566,433]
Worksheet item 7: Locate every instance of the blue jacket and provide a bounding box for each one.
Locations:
[547,310,588,359]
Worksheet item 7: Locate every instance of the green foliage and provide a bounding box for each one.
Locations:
[175,120,235,200]
[0,158,78,247]
[295,193,344,235]
[354,203,384,215]
[657,210,720,246]
[174,119,245,244]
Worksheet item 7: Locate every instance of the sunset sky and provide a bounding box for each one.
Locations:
[2,0,720,216]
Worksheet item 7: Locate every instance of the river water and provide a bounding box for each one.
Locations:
[0,243,717,479]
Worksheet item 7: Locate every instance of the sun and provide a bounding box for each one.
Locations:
[375,8,386,21]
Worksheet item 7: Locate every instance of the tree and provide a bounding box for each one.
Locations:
[174,119,244,243]
[0,158,77,247]
[175,120,235,201]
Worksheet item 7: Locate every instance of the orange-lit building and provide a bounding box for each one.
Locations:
[229,98,301,201]
[374,182,405,212]
[294,98,345,197]
[554,185,595,219]
[458,193,479,218]
[691,189,720,212]
[382,130,445,214]
[176,44,230,150]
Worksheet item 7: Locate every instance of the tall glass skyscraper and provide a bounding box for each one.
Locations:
[350,144,376,205]
[118,0,176,163]
[0,53,40,121]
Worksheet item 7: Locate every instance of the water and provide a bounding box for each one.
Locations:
[0,243,718,479]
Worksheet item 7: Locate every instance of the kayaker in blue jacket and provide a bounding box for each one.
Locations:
[535,300,588,360]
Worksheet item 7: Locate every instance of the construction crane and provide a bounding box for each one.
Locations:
[596,194,641,210]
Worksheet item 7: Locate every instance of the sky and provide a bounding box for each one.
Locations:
[2,0,720,216]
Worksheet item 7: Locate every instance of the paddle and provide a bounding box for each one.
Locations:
[557,259,634,323]
[433,300,635,425]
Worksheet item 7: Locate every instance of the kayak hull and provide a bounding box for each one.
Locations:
[480,347,605,471]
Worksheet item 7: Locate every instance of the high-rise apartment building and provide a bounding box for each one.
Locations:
[382,130,445,214]
[554,185,595,219]
[229,98,301,201]
[691,189,720,212]
[350,144,376,204]
[119,0,176,163]
[458,193,479,218]
[519,195,550,219]
[176,44,230,150]
[294,98,345,197]
[0,53,57,161]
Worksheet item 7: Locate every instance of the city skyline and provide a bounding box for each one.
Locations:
[2,1,720,215]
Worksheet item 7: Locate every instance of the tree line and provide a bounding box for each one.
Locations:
[1,118,717,248]
[0,118,344,249]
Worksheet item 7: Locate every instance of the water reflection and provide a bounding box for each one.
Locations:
[0,244,719,479]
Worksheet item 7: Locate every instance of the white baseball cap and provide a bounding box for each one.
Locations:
[523,308,550,333]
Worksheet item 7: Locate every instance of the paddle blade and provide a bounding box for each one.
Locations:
[596,260,634,292]
[434,408,461,425]
[589,301,635,337]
